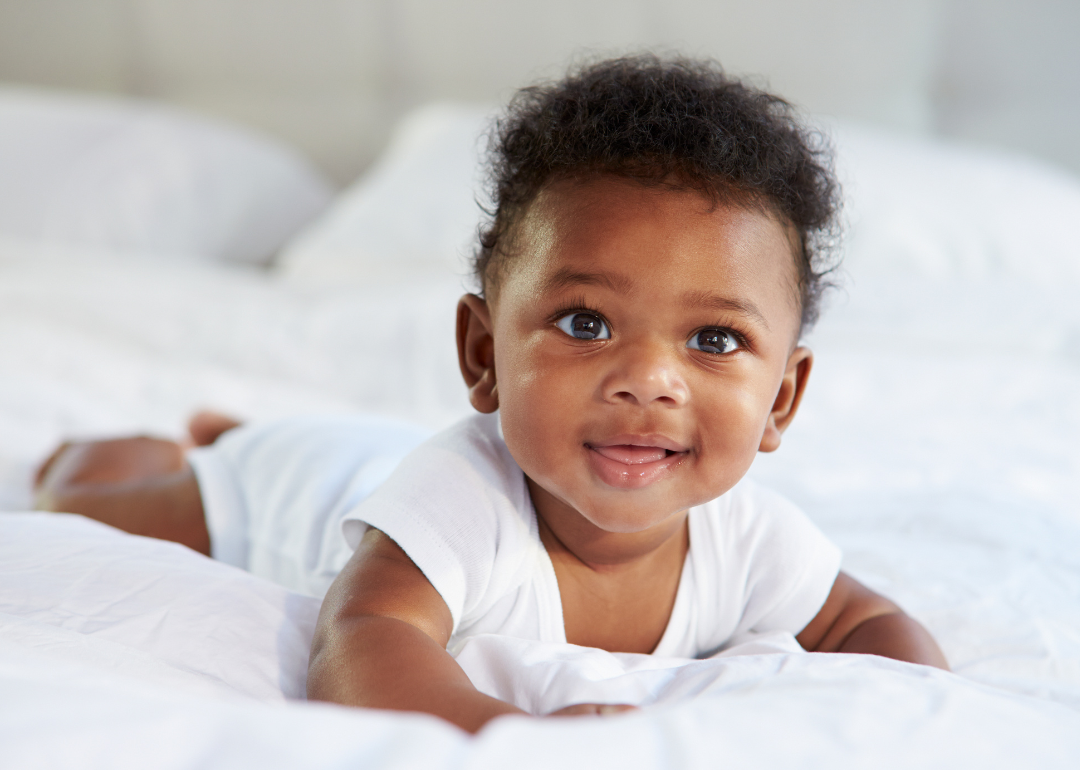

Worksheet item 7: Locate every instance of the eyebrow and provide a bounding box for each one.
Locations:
[681,290,770,331]
[541,267,636,296]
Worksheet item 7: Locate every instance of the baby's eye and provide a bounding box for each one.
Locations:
[687,328,740,355]
[555,312,610,340]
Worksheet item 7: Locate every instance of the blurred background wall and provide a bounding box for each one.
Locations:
[0,0,1076,185]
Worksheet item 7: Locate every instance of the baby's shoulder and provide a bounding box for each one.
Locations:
[695,478,810,533]
[689,478,834,574]
[349,412,535,541]
[428,412,512,468]
[420,412,526,505]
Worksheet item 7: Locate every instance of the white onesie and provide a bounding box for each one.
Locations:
[190,412,841,659]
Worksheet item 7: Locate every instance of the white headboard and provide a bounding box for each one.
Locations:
[0,0,1076,184]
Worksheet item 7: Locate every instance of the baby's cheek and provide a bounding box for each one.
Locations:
[697,389,769,465]
[496,381,554,463]
[502,378,584,486]
[494,330,553,402]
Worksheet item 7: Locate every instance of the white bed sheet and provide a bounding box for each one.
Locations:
[0,251,1078,765]
[2,514,1078,769]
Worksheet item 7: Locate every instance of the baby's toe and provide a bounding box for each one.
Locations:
[188,411,242,447]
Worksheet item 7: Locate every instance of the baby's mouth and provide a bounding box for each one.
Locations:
[585,438,688,489]
[590,445,673,465]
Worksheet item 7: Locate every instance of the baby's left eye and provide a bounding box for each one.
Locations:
[555,312,611,340]
[687,329,740,355]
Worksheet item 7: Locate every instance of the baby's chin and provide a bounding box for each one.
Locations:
[568,490,699,534]
[526,468,716,535]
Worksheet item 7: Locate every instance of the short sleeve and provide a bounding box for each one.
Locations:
[724,481,842,638]
[340,413,538,633]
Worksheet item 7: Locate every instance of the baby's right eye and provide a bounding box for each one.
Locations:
[555,312,611,340]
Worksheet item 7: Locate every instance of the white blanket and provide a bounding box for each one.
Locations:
[2,513,1078,769]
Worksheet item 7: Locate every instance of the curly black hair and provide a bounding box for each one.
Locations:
[475,54,841,331]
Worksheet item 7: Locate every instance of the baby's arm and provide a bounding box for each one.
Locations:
[795,572,949,669]
[307,528,524,732]
[308,529,633,732]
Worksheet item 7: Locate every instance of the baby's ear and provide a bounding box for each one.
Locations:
[456,294,499,413]
[759,347,813,453]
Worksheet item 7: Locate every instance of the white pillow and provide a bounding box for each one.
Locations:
[0,86,333,265]
[830,121,1080,286]
[278,100,1080,291]
[277,102,495,288]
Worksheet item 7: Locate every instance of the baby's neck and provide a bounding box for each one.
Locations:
[527,478,690,654]
[526,477,689,570]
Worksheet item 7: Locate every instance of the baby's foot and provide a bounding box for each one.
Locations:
[187,411,242,447]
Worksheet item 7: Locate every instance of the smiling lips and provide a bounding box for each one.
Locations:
[586,437,688,489]
[591,444,669,464]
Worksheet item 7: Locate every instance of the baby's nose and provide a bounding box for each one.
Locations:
[601,342,689,407]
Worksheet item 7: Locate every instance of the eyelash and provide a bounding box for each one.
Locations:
[546,296,605,327]
[693,325,752,354]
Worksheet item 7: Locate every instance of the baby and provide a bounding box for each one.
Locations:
[35,56,947,733]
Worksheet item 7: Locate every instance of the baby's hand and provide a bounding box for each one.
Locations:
[546,703,638,718]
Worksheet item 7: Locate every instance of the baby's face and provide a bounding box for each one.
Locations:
[464,176,808,536]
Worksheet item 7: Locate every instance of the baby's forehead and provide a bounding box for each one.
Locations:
[515,176,800,289]
[496,175,805,336]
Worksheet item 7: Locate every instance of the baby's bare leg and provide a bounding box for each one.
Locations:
[34,435,211,555]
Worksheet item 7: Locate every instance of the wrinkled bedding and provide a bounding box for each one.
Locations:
[0,250,1078,767]
[3,512,1078,769]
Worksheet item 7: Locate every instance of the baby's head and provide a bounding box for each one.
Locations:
[456,55,840,537]
[476,54,839,331]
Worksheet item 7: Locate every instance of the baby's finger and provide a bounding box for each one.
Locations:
[187,411,242,447]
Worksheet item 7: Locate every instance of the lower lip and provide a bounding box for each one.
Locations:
[586,445,687,489]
